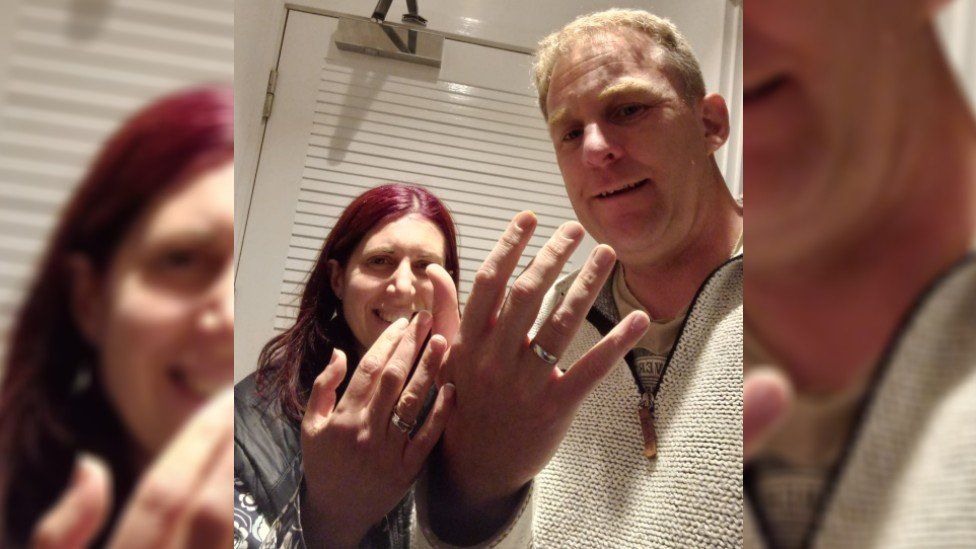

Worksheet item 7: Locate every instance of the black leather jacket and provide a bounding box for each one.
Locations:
[233,373,412,548]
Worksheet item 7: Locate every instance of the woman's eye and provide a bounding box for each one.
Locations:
[367,256,392,266]
[159,249,198,269]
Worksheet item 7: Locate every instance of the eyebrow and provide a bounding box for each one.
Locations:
[597,77,665,101]
[547,106,570,129]
[363,246,444,263]
[547,77,665,129]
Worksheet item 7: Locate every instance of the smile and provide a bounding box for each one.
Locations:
[168,366,225,399]
[374,308,418,324]
[596,179,648,199]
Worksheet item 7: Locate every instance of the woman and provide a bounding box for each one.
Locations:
[0,86,235,547]
[234,183,462,548]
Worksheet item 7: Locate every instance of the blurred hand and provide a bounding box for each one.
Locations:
[32,388,234,548]
[743,367,794,462]
[425,212,650,543]
[300,312,455,549]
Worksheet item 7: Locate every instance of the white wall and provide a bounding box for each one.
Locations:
[938,0,976,113]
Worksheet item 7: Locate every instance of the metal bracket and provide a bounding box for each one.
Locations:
[334,17,443,68]
[262,68,278,121]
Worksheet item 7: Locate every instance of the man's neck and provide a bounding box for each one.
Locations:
[746,45,976,397]
[622,176,742,320]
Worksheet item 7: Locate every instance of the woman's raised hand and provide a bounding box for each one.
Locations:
[299,311,455,549]
[32,388,235,548]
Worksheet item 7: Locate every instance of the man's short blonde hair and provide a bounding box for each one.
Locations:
[533,8,706,117]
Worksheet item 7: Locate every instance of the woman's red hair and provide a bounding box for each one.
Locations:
[0,85,233,545]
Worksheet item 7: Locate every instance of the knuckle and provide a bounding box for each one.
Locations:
[381,361,407,385]
[540,242,563,263]
[548,308,574,338]
[359,355,383,376]
[500,230,522,251]
[134,477,185,524]
[474,265,500,288]
[397,392,420,415]
[509,278,538,305]
[577,269,599,294]
[311,373,331,394]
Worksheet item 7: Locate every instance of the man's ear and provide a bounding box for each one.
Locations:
[700,93,730,155]
[925,0,952,16]
[68,255,105,346]
[328,259,344,300]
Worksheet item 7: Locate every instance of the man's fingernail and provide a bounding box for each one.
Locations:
[443,383,456,399]
[563,222,584,240]
[592,245,614,268]
[515,211,536,231]
[631,313,650,333]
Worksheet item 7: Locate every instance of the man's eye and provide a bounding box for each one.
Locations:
[614,104,647,120]
[368,256,392,266]
[562,128,583,142]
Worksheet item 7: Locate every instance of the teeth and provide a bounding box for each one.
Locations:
[599,180,644,198]
[174,369,226,398]
[377,309,416,323]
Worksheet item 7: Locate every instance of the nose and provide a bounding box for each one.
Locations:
[387,259,417,302]
[582,123,623,169]
[199,261,234,337]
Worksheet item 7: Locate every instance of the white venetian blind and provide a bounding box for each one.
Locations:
[0,0,233,351]
[271,55,580,333]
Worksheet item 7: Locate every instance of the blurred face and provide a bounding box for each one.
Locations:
[546,30,727,265]
[744,0,934,267]
[330,214,446,351]
[76,161,234,461]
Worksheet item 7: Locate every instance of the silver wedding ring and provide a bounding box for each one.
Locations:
[530,341,559,365]
[391,410,416,434]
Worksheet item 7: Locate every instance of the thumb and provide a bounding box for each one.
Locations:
[303,349,348,430]
[426,263,460,346]
[32,453,112,549]
[744,367,794,463]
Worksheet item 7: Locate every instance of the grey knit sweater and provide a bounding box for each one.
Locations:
[415,257,744,548]
[745,254,976,548]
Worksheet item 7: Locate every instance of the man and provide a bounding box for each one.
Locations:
[744,0,976,547]
[414,9,744,547]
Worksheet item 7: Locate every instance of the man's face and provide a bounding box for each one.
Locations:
[546,30,726,265]
[744,0,932,268]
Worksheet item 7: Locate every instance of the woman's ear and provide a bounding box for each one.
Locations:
[328,259,344,300]
[67,255,105,345]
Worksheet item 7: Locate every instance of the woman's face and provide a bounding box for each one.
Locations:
[73,161,234,463]
[330,214,447,352]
